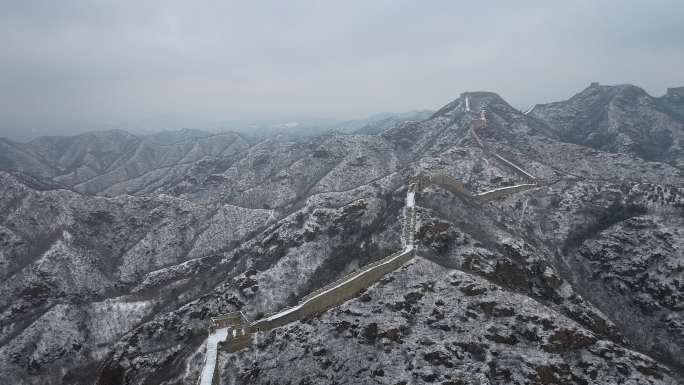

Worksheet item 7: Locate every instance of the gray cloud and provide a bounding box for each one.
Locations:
[1,0,683,140]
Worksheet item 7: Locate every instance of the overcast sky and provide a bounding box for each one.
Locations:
[1,0,683,140]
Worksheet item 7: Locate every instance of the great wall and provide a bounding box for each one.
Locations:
[197,100,541,385]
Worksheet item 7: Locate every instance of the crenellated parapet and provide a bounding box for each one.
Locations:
[209,311,249,332]
[411,173,467,195]
[207,311,255,354]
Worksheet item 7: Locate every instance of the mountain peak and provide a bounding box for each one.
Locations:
[574,83,649,100]
[431,91,513,120]
[461,91,509,107]
[531,83,684,166]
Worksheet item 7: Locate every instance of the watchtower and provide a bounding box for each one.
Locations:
[209,311,254,353]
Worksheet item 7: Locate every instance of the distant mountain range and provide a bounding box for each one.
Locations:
[0,83,682,385]
[0,110,435,144]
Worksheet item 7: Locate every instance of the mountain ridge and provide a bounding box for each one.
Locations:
[0,84,682,385]
[530,83,684,168]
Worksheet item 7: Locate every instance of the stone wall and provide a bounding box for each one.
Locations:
[209,312,248,332]
[428,174,467,194]
[411,173,431,192]
[476,184,538,201]
[491,154,537,182]
[469,116,538,183]
[470,119,486,131]
[250,249,414,332]
[469,122,488,153]
[211,361,220,385]
[412,174,467,195]
[219,331,253,353]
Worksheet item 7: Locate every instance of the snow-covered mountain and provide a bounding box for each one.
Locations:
[530,83,684,168]
[0,84,682,385]
[0,129,250,195]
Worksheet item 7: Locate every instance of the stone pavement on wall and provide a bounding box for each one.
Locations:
[198,327,228,385]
